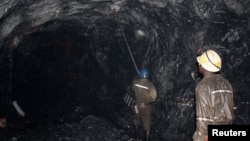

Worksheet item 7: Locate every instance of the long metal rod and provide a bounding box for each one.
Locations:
[117,17,139,75]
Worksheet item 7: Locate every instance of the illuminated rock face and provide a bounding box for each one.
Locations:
[0,0,249,140]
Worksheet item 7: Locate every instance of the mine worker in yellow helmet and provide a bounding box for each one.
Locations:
[192,49,235,141]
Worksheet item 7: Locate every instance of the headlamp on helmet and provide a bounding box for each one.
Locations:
[140,68,149,78]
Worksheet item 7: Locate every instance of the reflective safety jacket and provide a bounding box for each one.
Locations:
[193,74,235,140]
[132,78,157,104]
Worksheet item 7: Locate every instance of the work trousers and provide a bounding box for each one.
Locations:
[133,102,151,132]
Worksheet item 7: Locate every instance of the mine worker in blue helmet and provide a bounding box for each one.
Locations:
[131,68,157,141]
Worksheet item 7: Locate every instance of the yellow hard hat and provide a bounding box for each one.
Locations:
[197,50,222,72]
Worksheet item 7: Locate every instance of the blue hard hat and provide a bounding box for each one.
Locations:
[140,68,149,78]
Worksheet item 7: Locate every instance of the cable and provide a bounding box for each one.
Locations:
[115,14,139,75]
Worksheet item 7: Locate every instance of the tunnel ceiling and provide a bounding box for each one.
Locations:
[0,0,250,125]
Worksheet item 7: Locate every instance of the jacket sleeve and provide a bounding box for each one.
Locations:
[195,82,211,135]
[149,83,157,102]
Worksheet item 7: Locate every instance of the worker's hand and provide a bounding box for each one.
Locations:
[0,117,7,128]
